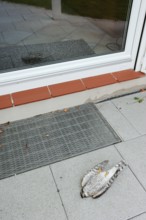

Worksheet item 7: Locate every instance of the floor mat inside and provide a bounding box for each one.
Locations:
[0,39,95,72]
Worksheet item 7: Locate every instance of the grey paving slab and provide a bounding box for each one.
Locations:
[0,7,7,13]
[23,13,51,21]
[67,28,103,44]
[2,31,32,44]
[34,33,65,44]
[0,15,24,23]
[94,43,112,55]
[14,20,47,32]
[128,213,146,220]
[94,34,120,54]
[87,42,97,50]
[99,34,117,45]
[0,166,67,220]
[6,8,33,16]
[0,10,8,17]
[59,21,78,33]
[96,101,140,141]
[51,146,146,220]
[0,23,15,32]
[112,92,146,135]
[21,33,46,45]
[116,135,146,190]
[22,33,61,45]
[39,25,66,37]
[39,18,53,26]
[79,23,104,40]
[84,22,106,34]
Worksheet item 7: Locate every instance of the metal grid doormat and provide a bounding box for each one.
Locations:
[0,103,121,179]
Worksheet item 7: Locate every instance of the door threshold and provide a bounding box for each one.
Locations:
[0,71,146,124]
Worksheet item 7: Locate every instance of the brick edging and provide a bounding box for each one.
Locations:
[0,70,144,109]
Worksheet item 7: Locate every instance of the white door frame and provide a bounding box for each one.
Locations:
[135,16,146,73]
[0,0,146,94]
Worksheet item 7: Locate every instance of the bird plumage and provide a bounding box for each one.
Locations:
[80,160,127,198]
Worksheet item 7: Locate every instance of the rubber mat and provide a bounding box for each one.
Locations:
[0,39,95,73]
[0,103,121,179]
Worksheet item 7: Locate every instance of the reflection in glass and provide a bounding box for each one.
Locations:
[0,0,132,73]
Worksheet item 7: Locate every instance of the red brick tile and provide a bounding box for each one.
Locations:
[0,95,13,109]
[112,70,145,82]
[49,80,86,97]
[82,73,117,89]
[12,87,51,106]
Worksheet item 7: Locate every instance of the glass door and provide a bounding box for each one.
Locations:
[0,0,145,93]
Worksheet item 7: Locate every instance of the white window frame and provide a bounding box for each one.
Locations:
[0,0,146,94]
[135,16,146,73]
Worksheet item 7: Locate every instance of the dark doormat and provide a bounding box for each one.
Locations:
[0,103,121,180]
[0,39,95,73]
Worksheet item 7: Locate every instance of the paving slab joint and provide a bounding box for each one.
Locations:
[49,166,69,220]
[111,100,142,136]
[115,145,146,193]
[126,212,146,220]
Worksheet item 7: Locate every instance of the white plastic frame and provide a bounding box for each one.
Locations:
[135,1,146,73]
[0,0,145,94]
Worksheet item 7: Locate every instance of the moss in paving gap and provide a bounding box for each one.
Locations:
[3,0,131,21]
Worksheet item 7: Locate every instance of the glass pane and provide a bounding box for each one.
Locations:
[0,0,132,73]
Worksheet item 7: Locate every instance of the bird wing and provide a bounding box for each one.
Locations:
[92,185,108,198]
[92,160,127,198]
[81,160,109,188]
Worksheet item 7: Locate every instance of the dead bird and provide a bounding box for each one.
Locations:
[80,160,127,199]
